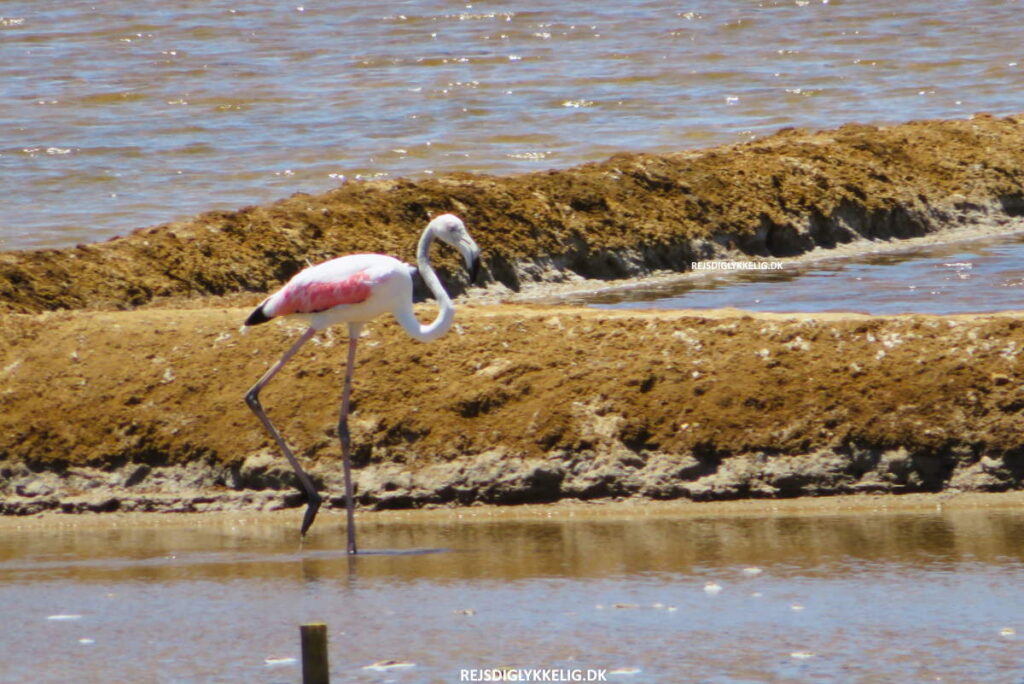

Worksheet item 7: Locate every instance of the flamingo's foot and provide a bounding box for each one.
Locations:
[299,490,323,537]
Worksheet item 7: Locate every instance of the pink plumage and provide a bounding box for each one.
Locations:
[273,268,372,317]
[246,253,412,329]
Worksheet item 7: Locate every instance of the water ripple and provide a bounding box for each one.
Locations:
[2,0,1022,249]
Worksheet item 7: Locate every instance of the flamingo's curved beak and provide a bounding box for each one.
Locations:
[458,236,482,284]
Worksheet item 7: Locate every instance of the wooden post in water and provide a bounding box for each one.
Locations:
[300,622,330,684]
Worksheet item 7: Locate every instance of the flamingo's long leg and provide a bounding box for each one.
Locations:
[338,323,363,554]
[244,327,322,536]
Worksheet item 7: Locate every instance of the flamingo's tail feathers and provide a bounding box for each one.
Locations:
[244,299,272,326]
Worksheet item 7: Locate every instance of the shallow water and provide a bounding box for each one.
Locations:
[2,505,1023,683]
[576,230,1024,315]
[2,0,1023,249]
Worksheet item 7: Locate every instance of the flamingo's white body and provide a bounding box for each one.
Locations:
[243,214,480,553]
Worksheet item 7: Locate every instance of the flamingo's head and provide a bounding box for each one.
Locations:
[428,213,481,283]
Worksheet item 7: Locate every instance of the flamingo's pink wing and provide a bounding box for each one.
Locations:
[276,269,373,316]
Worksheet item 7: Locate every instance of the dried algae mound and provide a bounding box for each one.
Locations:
[2,114,1024,314]
[3,113,1024,515]
[2,306,1024,515]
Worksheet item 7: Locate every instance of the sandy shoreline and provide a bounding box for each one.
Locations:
[3,490,1024,533]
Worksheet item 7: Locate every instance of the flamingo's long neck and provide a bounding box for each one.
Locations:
[394,226,455,342]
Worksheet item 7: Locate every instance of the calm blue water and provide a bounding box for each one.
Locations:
[1,506,1023,682]
[2,0,1023,249]
[581,230,1024,315]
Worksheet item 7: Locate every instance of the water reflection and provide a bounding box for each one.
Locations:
[2,506,1023,682]
[3,506,1024,583]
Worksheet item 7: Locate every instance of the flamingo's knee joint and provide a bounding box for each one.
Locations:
[245,388,261,410]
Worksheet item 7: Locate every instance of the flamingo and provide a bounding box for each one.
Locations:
[243,214,481,554]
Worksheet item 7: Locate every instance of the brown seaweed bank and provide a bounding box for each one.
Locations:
[3,114,1024,515]
[2,114,1024,314]
[2,306,1024,515]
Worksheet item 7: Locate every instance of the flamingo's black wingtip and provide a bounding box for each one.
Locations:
[244,303,271,326]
